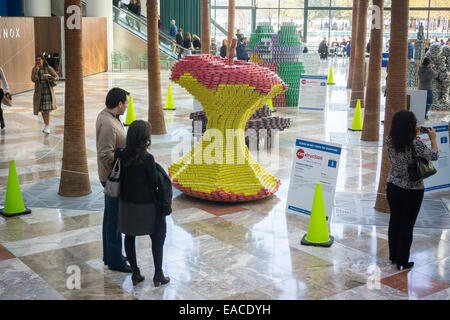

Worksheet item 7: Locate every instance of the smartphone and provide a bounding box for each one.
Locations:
[420,126,430,134]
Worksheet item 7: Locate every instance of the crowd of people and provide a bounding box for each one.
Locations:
[318,37,352,60]
[170,20,250,61]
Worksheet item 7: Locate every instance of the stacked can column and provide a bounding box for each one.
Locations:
[249,22,304,107]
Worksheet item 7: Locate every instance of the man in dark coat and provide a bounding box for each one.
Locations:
[318,38,328,60]
[236,37,249,61]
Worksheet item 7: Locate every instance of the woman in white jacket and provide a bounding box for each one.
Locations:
[0,67,10,130]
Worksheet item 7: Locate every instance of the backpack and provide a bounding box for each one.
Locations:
[155,163,173,215]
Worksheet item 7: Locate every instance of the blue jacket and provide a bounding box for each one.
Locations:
[236,42,249,61]
[170,24,178,38]
[346,42,351,56]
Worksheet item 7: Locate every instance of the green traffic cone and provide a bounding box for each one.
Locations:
[124,95,136,126]
[164,83,176,110]
[348,99,363,131]
[301,183,334,247]
[327,65,335,85]
[0,160,31,217]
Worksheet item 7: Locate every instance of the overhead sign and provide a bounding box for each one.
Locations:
[298,74,328,111]
[286,137,342,219]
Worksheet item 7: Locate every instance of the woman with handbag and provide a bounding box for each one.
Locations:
[0,66,11,130]
[115,120,170,286]
[31,54,58,134]
[385,110,439,270]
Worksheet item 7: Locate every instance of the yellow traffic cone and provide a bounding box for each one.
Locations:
[348,99,363,131]
[327,65,335,85]
[164,83,176,110]
[301,183,334,247]
[124,94,136,126]
[267,98,274,112]
[0,160,31,217]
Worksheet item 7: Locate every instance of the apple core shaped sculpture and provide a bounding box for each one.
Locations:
[169,55,289,202]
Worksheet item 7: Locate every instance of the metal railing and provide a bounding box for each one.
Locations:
[80,0,187,61]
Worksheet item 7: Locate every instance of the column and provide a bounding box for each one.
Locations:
[86,0,113,70]
[24,0,51,17]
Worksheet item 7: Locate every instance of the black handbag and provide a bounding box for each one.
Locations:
[407,145,437,182]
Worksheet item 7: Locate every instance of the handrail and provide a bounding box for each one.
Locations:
[211,17,228,37]
[112,5,189,57]
[81,0,186,61]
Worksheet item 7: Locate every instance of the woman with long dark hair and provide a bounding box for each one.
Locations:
[385,110,439,270]
[116,120,170,286]
[183,32,194,53]
[31,54,58,134]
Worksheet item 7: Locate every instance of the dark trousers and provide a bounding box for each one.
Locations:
[124,217,166,274]
[386,182,424,265]
[0,88,4,124]
[425,90,433,118]
[101,181,127,269]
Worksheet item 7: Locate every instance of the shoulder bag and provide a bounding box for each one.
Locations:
[104,157,121,198]
[2,92,12,106]
[407,145,437,182]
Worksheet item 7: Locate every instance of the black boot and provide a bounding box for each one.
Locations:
[0,119,4,130]
[153,270,170,287]
[131,267,145,286]
[397,262,414,270]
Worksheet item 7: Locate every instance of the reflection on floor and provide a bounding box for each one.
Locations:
[0,59,449,300]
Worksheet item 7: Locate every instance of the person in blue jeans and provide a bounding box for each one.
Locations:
[418,57,438,120]
[96,88,132,273]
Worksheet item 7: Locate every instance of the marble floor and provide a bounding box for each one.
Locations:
[0,58,449,300]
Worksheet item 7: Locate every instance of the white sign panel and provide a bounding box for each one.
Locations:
[420,123,450,193]
[407,89,427,124]
[299,75,328,111]
[193,98,203,112]
[286,137,342,219]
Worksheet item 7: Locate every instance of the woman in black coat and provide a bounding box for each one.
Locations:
[116,120,170,286]
[220,39,228,58]
[183,32,193,51]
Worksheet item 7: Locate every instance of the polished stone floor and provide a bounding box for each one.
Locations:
[0,58,449,300]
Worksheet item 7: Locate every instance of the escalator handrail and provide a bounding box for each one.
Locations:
[113,5,188,53]
[81,0,186,60]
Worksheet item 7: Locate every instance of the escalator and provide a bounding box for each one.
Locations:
[80,1,186,62]
[112,5,185,61]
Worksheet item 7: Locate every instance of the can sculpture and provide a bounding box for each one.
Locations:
[169,54,289,202]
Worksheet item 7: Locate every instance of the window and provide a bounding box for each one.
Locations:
[213,0,253,6]
[279,9,304,29]
[280,0,305,8]
[256,8,280,31]
[256,0,279,8]
[431,0,450,6]
[308,10,330,44]
[308,0,331,6]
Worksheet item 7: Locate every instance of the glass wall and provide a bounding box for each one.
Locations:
[211,1,450,49]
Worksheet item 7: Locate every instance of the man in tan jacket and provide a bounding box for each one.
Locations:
[96,87,131,273]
